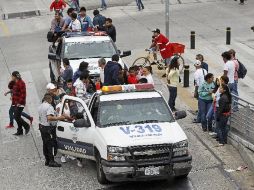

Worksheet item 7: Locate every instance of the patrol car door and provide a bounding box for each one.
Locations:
[56,95,95,159]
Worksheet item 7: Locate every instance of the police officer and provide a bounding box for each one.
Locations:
[38,93,65,167]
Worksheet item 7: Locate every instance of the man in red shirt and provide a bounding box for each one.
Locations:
[152,28,173,64]
[12,71,30,136]
[50,0,66,15]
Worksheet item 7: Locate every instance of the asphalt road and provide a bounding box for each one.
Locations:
[0,0,254,189]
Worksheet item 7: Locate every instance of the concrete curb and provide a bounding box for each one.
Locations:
[228,132,254,171]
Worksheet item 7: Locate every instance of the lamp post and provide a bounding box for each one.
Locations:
[165,0,169,38]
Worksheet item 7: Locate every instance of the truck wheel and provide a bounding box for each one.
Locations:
[175,173,189,179]
[96,153,108,184]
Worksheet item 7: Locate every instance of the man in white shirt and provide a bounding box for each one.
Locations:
[68,12,81,32]
[226,50,239,111]
[193,60,207,123]
[222,51,235,85]
[98,57,106,84]
[194,60,207,88]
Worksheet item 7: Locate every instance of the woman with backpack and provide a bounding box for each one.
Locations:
[166,56,180,112]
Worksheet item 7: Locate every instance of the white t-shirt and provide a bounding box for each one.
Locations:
[69,19,81,32]
[144,74,154,84]
[224,60,235,83]
[99,67,104,84]
[194,68,207,87]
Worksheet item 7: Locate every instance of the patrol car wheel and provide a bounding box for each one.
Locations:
[96,153,108,184]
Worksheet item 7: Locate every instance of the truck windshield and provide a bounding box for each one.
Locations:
[98,97,175,128]
[64,40,117,59]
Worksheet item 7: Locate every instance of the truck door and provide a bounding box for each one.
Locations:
[56,95,96,159]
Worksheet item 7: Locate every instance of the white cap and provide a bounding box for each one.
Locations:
[46,83,56,90]
[194,60,201,67]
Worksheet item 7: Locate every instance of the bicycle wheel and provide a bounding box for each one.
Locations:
[177,55,185,73]
[132,57,151,67]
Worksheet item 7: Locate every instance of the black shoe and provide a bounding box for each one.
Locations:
[151,62,156,65]
[48,161,61,167]
[13,132,23,136]
[202,128,207,132]
[192,119,201,123]
[25,126,30,135]
[162,74,166,78]
[45,160,49,166]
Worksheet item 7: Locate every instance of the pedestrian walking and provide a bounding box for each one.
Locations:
[216,84,232,146]
[50,0,66,17]
[137,0,144,11]
[4,79,33,129]
[100,0,107,10]
[38,93,66,167]
[198,73,215,132]
[104,18,116,42]
[11,71,30,136]
[166,56,180,111]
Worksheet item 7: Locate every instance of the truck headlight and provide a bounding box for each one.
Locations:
[107,146,129,161]
[173,140,188,157]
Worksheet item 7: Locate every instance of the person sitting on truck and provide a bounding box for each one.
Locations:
[62,8,75,31]
[73,61,89,83]
[127,67,138,84]
[103,18,116,42]
[98,58,106,85]
[67,12,81,32]
[73,72,89,99]
[78,7,94,32]
[104,54,122,86]
[60,58,73,89]
[93,9,106,31]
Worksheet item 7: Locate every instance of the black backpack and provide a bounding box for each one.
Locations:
[237,60,247,79]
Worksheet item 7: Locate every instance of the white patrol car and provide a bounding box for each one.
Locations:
[57,84,192,184]
[48,32,131,82]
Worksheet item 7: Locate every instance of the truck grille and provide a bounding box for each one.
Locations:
[126,144,173,162]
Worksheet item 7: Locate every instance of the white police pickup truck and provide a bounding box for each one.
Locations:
[57,84,192,184]
[48,32,131,82]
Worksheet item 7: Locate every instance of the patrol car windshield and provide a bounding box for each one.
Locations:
[64,41,117,59]
[98,97,175,127]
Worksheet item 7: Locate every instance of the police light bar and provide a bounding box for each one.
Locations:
[63,31,108,38]
[101,84,154,93]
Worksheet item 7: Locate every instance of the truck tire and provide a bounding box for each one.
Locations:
[96,153,109,184]
[175,173,189,179]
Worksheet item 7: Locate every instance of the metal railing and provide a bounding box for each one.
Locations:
[229,94,254,151]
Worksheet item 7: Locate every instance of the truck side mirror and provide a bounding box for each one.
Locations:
[120,50,131,58]
[175,111,187,120]
[74,119,91,128]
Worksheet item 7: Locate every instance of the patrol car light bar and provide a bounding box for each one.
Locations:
[101,84,154,93]
[63,31,108,38]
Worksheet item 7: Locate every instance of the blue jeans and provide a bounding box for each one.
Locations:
[168,86,177,110]
[9,105,31,125]
[216,115,229,144]
[101,0,107,8]
[137,0,144,10]
[228,82,239,112]
[199,98,213,131]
